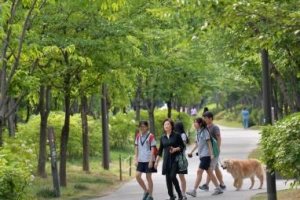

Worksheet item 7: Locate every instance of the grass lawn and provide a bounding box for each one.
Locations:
[29,148,134,200]
[251,189,300,200]
[214,118,243,128]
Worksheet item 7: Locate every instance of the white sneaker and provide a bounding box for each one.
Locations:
[186,189,196,197]
[212,188,223,195]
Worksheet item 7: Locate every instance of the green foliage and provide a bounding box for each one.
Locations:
[0,138,35,199]
[17,112,102,159]
[109,112,137,148]
[260,113,300,187]
[36,187,58,198]
[153,109,192,139]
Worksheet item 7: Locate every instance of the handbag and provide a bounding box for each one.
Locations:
[176,152,188,171]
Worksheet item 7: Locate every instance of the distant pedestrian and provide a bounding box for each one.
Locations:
[174,121,189,200]
[186,117,223,197]
[202,107,209,116]
[135,121,157,200]
[154,118,185,200]
[191,108,198,116]
[241,107,250,129]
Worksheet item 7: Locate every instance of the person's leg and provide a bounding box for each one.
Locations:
[243,118,247,129]
[215,166,225,186]
[136,163,149,200]
[206,168,223,195]
[193,168,204,189]
[146,173,153,197]
[166,173,175,198]
[170,163,182,199]
[187,157,209,197]
[246,119,249,128]
[136,170,147,192]
[179,174,186,196]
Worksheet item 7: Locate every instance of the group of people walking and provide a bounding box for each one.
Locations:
[134,110,226,200]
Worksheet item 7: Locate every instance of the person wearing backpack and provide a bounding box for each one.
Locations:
[199,111,226,191]
[186,117,223,197]
[174,121,189,200]
[135,121,157,200]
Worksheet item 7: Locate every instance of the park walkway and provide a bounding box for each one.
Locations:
[92,126,290,200]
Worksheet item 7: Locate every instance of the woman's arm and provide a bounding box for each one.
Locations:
[188,142,198,156]
[207,139,214,160]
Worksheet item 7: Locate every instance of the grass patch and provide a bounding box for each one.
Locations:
[214,118,243,128]
[29,149,134,200]
[248,148,261,159]
[251,189,300,200]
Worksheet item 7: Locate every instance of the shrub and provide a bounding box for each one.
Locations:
[0,137,35,199]
[260,113,300,187]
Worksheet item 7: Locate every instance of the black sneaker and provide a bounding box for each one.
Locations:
[199,184,209,191]
[220,184,226,190]
[143,192,149,200]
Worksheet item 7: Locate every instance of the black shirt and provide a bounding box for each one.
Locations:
[158,131,184,175]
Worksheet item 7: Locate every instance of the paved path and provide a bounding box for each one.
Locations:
[92,126,290,200]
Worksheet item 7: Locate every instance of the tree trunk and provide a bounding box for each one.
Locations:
[102,83,110,170]
[269,61,296,112]
[59,75,71,187]
[166,99,172,119]
[7,98,16,137]
[81,95,89,172]
[135,74,142,121]
[146,99,156,135]
[37,86,51,178]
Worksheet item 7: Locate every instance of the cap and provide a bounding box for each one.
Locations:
[203,111,213,118]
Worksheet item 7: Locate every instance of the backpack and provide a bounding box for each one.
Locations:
[136,133,158,159]
[206,128,219,158]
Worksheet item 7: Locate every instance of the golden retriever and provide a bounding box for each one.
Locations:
[221,158,264,191]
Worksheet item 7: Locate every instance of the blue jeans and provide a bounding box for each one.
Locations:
[243,118,248,129]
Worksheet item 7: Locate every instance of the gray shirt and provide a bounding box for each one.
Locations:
[195,128,211,158]
[135,133,156,162]
[207,124,220,140]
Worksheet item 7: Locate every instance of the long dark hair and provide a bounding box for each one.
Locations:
[174,121,189,144]
[194,117,207,129]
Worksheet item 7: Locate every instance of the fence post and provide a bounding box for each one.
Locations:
[119,154,122,181]
[48,127,61,197]
[129,156,132,177]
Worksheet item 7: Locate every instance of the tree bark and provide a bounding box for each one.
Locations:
[37,85,51,178]
[81,95,89,172]
[146,99,156,135]
[135,74,142,121]
[59,73,71,186]
[102,83,110,170]
[269,61,296,113]
[7,98,16,137]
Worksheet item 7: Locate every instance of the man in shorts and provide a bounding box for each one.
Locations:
[135,121,157,200]
[199,111,226,191]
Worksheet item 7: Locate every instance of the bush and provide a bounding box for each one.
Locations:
[260,113,300,188]
[17,112,102,158]
[0,137,35,199]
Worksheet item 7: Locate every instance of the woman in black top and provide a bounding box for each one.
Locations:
[154,118,185,200]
